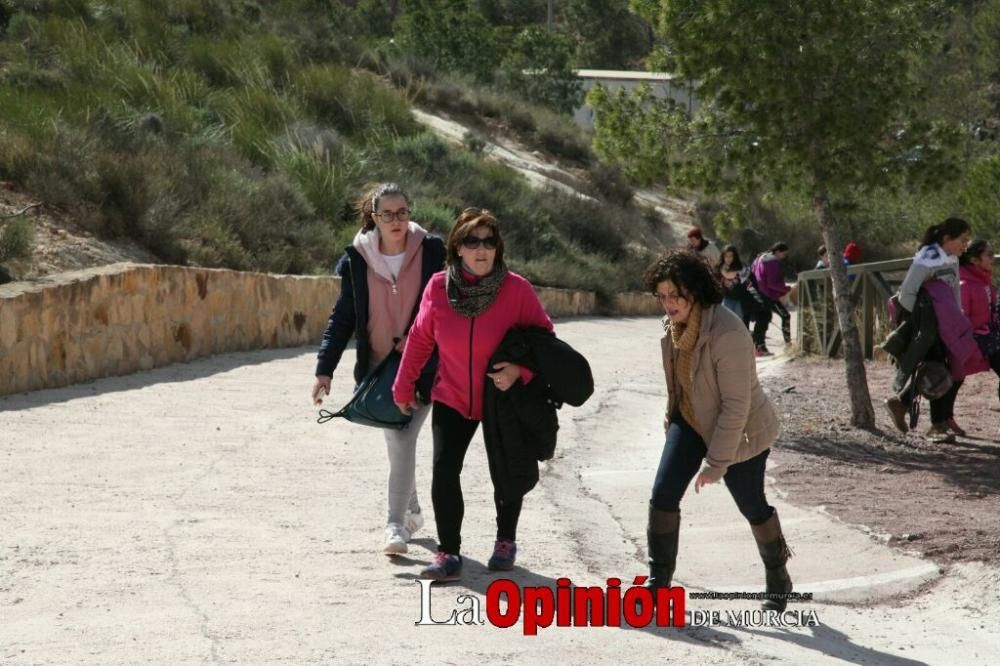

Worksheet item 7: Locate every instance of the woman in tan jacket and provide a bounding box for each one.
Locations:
[643,250,793,611]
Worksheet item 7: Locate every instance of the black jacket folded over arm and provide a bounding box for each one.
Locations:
[482,327,594,501]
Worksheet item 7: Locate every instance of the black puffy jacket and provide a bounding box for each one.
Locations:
[482,327,594,501]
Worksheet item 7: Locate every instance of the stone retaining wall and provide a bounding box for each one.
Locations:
[0,263,655,396]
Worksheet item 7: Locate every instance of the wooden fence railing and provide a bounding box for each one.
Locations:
[796,258,913,359]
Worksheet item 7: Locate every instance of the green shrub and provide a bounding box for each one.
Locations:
[462,130,487,154]
[391,133,452,179]
[497,26,582,114]
[0,218,35,263]
[585,162,633,205]
[534,114,592,163]
[0,129,43,182]
[268,138,360,223]
[958,152,1000,239]
[293,65,415,137]
[208,85,298,162]
[410,201,455,236]
[186,38,243,87]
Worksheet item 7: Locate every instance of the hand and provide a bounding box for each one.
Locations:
[487,361,521,392]
[694,470,720,494]
[394,399,419,416]
[312,376,331,405]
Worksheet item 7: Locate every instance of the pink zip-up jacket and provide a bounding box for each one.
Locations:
[960,263,995,375]
[392,270,553,421]
[960,264,997,335]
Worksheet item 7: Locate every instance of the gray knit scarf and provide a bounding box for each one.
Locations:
[446,260,509,317]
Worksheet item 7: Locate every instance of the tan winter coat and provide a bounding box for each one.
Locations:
[661,304,780,480]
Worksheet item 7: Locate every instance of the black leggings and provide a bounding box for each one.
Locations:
[430,402,523,555]
[650,415,774,525]
[752,296,791,347]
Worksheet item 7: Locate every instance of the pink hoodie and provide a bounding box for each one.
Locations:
[353,221,427,367]
[392,270,553,421]
[960,263,995,375]
[960,264,997,335]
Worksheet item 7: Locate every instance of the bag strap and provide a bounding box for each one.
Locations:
[317,408,338,424]
[317,349,403,425]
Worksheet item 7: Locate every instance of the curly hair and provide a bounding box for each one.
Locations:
[643,250,724,307]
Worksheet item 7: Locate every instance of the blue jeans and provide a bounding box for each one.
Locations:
[650,415,774,525]
[722,297,744,321]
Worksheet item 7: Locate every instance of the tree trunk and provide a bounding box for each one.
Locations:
[813,190,876,430]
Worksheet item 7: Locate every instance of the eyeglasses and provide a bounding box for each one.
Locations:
[654,291,686,304]
[375,208,410,223]
[461,235,498,250]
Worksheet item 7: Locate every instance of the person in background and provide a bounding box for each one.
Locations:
[393,207,554,582]
[751,242,793,356]
[815,245,829,270]
[642,250,793,612]
[884,218,972,442]
[312,182,445,557]
[843,241,863,266]
[687,226,721,266]
[717,244,756,327]
[957,239,1000,424]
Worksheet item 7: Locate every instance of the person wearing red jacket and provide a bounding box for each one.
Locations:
[958,239,1000,419]
[393,207,553,582]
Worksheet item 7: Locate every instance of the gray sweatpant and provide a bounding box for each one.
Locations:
[384,403,430,526]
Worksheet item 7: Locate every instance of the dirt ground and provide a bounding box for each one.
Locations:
[0,186,156,282]
[764,354,1000,565]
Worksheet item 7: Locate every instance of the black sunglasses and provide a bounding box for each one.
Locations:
[461,235,498,250]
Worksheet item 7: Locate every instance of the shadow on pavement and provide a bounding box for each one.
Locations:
[725,622,928,665]
[0,345,317,412]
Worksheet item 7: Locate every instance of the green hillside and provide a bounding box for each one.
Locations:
[0,0,656,298]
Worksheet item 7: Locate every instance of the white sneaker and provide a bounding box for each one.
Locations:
[383,523,409,555]
[404,510,424,537]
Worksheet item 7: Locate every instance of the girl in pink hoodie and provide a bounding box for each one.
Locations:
[958,240,1000,415]
[393,208,553,582]
[312,183,445,557]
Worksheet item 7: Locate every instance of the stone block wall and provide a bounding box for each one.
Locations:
[0,264,336,396]
[612,292,663,317]
[0,263,653,396]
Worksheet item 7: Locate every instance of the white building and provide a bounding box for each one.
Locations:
[574,69,699,129]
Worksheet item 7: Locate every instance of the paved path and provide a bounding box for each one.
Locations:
[2,316,997,664]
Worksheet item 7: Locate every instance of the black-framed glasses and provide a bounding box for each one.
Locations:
[461,235,498,250]
[375,208,410,222]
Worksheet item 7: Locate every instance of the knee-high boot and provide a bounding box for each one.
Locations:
[750,510,793,612]
[647,504,680,588]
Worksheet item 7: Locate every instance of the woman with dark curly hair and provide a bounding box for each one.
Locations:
[642,250,795,612]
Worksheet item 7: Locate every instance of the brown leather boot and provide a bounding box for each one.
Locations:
[646,504,680,588]
[750,511,793,612]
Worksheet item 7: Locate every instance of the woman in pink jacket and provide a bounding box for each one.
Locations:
[393,208,553,582]
[958,240,1000,415]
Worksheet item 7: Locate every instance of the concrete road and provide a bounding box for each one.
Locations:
[2,316,997,664]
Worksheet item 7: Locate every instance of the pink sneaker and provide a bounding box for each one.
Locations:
[945,418,966,437]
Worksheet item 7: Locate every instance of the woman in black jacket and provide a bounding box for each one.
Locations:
[312,183,445,556]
